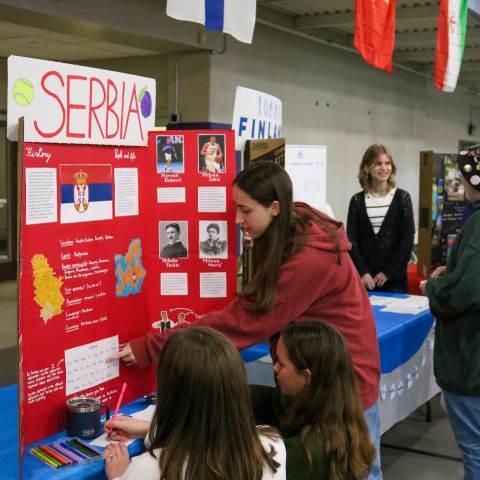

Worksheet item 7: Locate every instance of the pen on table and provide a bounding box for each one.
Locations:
[107,382,127,434]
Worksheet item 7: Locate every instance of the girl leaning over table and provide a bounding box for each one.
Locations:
[109,161,382,479]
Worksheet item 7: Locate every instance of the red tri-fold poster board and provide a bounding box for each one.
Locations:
[19,129,236,453]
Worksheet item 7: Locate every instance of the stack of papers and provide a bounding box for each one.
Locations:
[369,295,430,315]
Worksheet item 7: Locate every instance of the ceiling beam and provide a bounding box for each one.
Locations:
[294,5,438,30]
[459,71,480,81]
[395,46,480,63]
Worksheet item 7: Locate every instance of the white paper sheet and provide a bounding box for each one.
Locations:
[64,336,119,395]
[89,406,156,448]
[26,168,57,224]
[380,295,430,314]
[114,168,138,217]
[161,273,188,296]
[157,187,186,203]
[198,187,226,212]
[200,272,227,298]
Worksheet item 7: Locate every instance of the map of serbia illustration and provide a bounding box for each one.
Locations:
[31,253,65,323]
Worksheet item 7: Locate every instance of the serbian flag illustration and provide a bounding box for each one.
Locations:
[60,164,113,223]
[354,0,396,72]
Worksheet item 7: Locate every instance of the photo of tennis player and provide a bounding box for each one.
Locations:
[198,134,226,173]
[156,135,184,173]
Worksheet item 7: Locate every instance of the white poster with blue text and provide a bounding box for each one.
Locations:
[232,86,282,151]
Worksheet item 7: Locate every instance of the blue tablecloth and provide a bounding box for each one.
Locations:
[240,292,435,375]
[1,293,434,479]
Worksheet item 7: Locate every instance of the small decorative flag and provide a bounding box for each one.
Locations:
[354,0,396,72]
[434,0,468,92]
[166,0,256,44]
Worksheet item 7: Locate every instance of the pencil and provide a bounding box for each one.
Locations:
[59,441,87,460]
[38,445,69,465]
[49,443,78,463]
[30,447,61,468]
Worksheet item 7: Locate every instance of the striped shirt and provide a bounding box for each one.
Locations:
[365,188,396,234]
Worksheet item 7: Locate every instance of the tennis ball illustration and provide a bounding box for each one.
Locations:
[12,78,34,107]
[138,86,152,118]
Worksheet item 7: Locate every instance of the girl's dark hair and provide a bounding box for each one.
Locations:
[234,162,342,312]
[358,144,397,192]
[148,326,279,480]
[280,321,375,480]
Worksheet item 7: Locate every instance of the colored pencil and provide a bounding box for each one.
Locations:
[68,439,100,458]
[38,445,69,465]
[59,441,87,460]
[107,382,127,433]
[30,447,61,468]
[49,443,78,464]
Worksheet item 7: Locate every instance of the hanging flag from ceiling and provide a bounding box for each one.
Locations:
[166,0,256,44]
[354,0,396,72]
[435,0,468,92]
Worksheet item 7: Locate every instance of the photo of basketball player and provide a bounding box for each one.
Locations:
[199,220,228,259]
[198,134,226,173]
[156,135,184,173]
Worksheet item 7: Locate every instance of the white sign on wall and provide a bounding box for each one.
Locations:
[7,55,156,146]
[232,86,282,151]
[285,145,327,212]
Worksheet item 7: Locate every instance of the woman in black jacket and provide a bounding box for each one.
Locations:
[347,144,414,293]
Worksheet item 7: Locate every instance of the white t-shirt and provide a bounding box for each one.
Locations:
[365,187,396,234]
[113,433,286,480]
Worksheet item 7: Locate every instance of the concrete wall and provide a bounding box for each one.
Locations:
[209,24,480,226]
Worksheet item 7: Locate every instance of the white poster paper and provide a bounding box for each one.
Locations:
[285,145,327,210]
[8,55,155,145]
[157,187,186,203]
[200,272,227,298]
[25,168,57,225]
[114,168,138,217]
[161,273,188,296]
[64,336,119,395]
[232,86,282,151]
[198,187,226,212]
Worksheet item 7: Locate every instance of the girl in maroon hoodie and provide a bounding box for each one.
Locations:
[110,162,382,478]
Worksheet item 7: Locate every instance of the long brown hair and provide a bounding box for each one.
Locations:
[234,162,341,312]
[358,144,397,192]
[148,326,280,480]
[280,321,375,480]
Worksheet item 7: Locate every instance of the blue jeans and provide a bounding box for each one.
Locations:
[443,391,480,480]
[364,400,383,480]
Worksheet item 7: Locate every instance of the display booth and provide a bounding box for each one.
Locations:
[9,56,237,476]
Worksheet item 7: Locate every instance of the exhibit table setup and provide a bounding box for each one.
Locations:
[244,292,439,434]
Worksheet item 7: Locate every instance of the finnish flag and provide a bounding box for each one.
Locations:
[167,0,256,44]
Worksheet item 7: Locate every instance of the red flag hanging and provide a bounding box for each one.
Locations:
[354,0,396,72]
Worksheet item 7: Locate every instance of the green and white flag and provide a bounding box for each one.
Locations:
[435,0,468,92]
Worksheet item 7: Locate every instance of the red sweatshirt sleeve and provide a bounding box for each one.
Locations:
[130,246,330,368]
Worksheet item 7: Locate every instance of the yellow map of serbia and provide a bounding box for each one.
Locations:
[115,238,146,297]
[31,254,64,323]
